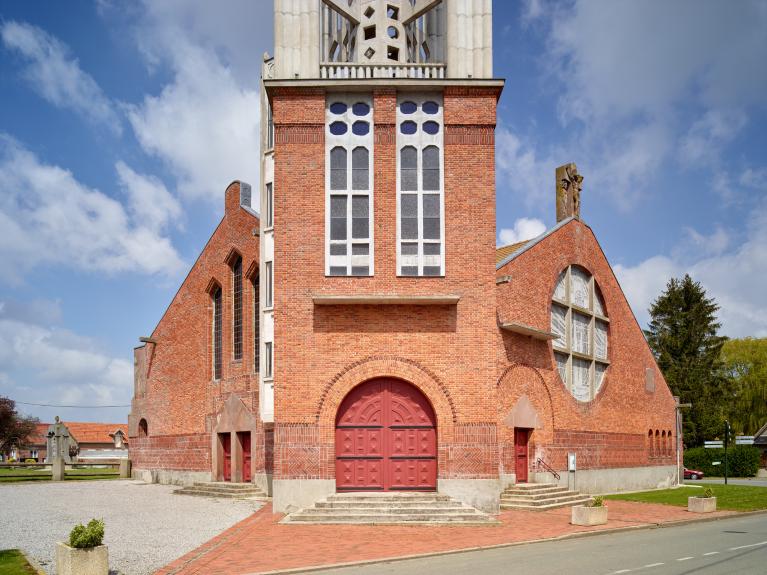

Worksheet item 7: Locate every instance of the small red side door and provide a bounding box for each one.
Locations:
[239,432,252,483]
[514,428,529,483]
[221,433,231,482]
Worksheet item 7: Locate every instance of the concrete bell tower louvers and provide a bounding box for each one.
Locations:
[258,0,498,423]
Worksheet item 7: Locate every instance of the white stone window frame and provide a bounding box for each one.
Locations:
[396,93,445,277]
[325,94,374,276]
[551,265,610,402]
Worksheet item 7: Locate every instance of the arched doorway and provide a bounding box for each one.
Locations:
[335,378,437,491]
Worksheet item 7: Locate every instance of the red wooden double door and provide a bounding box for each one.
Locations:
[335,378,437,491]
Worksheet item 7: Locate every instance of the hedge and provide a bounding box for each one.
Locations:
[683,445,761,477]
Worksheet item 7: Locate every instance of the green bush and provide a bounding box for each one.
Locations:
[684,445,761,477]
[702,487,714,498]
[591,495,605,507]
[68,519,105,549]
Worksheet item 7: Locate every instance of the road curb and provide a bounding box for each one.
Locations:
[244,509,767,575]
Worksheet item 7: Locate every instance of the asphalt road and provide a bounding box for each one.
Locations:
[311,514,767,575]
[694,478,767,488]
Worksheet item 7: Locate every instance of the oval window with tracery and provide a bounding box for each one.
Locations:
[551,265,609,402]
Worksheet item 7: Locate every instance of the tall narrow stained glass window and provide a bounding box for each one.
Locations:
[212,286,222,380]
[232,256,243,361]
[397,96,443,276]
[252,274,259,373]
[550,265,609,401]
[326,96,373,275]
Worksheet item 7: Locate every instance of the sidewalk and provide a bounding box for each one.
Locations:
[155,501,737,575]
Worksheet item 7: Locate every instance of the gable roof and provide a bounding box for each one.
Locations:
[496,217,576,270]
[754,421,767,444]
[64,422,127,444]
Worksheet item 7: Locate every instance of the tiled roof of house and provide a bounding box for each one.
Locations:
[28,423,50,446]
[495,241,531,264]
[63,422,127,444]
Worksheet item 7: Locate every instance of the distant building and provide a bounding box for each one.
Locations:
[14,419,128,462]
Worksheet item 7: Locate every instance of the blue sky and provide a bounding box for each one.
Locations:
[0,1,765,423]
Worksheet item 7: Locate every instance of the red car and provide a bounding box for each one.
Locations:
[684,467,704,480]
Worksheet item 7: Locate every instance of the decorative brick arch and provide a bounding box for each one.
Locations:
[316,355,456,443]
[497,364,555,434]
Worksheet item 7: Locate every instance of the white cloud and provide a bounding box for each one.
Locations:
[0,21,121,134]
[116,161,182,233]
[0,135,184,284]
[495,127,558,209]
[0,316,132,421]
[498,218,547,246]
[679,109,747,166]
[121,1,269,203]
[614,201,767,338]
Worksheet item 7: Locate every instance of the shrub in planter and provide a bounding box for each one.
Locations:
[688,487,716,513]
[56,519,108,575]
[571,496,608,526]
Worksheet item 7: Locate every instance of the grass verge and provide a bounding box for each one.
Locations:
[606,483,767,512]
[0,467,119,483]
[0,549,37,574]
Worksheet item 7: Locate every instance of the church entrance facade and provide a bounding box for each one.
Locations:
[335,378,437,491]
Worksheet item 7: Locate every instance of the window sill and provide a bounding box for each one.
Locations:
[499,322,559,341]
[263,306,274,312]
[263,226,274,233]
[262,377,274,384]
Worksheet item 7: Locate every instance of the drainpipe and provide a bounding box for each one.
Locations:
[675,397,692,486]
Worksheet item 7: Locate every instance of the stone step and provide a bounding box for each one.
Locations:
[500,493,589,506]
[328,494,453,502]
[501,488,576,500]
[316,500,462,509]
[500,496,592,512]
[299,506,473,515]
[173,486,268,500]
[284,491,498,525]
[192,482,263,491]
[504,483,558,491]
[285,512,496,524]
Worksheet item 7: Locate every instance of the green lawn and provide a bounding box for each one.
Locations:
[0,549,37,574]
[0,467,119,483]
[606,483,767,512]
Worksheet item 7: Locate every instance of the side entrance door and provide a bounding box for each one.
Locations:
[238,432,252,483]
[514,428,529,483]
[335,378,437,491]
[220,433,231,482]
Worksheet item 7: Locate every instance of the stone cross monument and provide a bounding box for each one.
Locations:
[556,163,584,222]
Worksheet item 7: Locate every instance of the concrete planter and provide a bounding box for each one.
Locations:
[571,504,608,526]
[688,496,716,513]
[55,542,108,575]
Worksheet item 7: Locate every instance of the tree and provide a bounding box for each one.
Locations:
[721,338,767,435]
[0,396,39,457]
[645,274,728,447]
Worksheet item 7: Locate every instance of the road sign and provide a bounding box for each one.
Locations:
[704,441,723,448]
[736,436,754,445]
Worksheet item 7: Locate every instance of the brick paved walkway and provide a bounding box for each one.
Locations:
[155,502,735,575]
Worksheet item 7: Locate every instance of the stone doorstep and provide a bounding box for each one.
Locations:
[329,492,453,500]
[192,482,265,491]
[501,488,575,500]
[173,489,269,500]
[507,483,558,491]
[298,506,477,515]
[184,485,267,495]
[500,498,593,512]
[286,514,496,523]
[317,500,463,508]
[500,494,589,505]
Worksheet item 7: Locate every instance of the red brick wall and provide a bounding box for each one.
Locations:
[128,182,266,475]
[496,220,677,473]
[272,86,501,481]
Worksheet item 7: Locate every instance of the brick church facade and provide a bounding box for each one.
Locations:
[129,0,678,513]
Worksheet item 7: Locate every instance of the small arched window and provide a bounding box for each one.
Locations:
[330,146,347,190]
[252,274,260,373]
[352,146,369,190]
[422,146,440,191]
[400,146,417,191]
[648,429,654,457]
[668,430,673,455]
[139,419,148,438]
[661,430,666,455]
[655,430,661,456]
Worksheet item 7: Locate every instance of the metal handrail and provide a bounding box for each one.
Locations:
[536,457,561,481]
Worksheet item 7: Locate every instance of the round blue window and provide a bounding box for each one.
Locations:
[329,121,348,135]
[399,101,417,114]
[423,121,440,135]
[400,121,417,135]
[329,102,347,115]
[352,102,370,116]
[423,101,439,114]
[352,121,370,136]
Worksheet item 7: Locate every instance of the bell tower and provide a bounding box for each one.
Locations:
[259,1,503,512]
